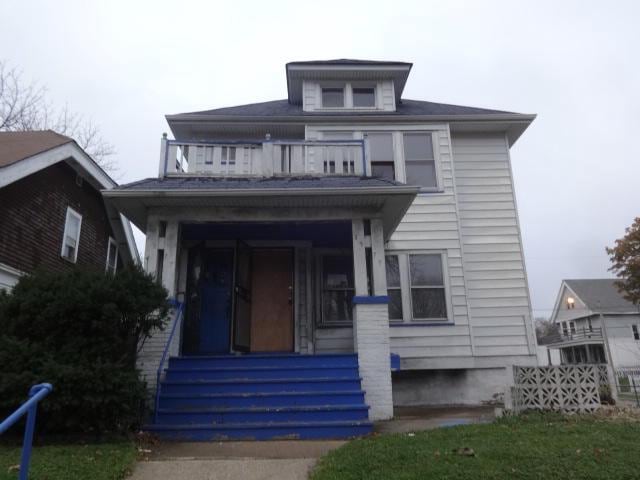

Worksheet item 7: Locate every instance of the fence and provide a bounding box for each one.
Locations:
[614,367,640,407]
[513,365,609,413]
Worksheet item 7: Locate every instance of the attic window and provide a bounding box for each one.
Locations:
[353,87,375,107]
[566,296,575,309]
[322,87,344,108]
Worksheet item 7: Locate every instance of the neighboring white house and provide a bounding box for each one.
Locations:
[105,59,537,437]
[546,279,640,368]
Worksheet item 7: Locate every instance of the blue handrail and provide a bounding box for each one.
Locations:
[154,300,184,422]
[0,383,53,480]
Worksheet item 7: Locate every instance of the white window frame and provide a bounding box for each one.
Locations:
[385,250,452,324]
[319,82,379,110]
[106,236,118,275]
[60,207,82,263]
[402,131,440,191]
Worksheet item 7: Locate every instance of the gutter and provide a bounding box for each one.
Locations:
[103,185,421,198]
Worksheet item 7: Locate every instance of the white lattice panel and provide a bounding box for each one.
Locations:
[513,365,601,414]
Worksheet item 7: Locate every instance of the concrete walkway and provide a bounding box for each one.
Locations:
[129,407,494,480]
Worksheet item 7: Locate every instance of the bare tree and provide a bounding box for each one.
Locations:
[0,61,116,172]
[535,317,560,344]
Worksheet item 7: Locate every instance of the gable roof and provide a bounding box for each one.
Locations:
[0,130,73,167]
[0,130,139,264]
[170,98,516,118]
[564,279,638,314]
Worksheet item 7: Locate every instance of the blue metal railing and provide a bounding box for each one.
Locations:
[154,300,185,422]
[0,383,53,480]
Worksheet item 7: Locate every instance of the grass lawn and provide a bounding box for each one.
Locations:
[0,441,137,480]
[311,413,640,480]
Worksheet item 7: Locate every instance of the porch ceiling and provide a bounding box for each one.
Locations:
[103,179,418,240]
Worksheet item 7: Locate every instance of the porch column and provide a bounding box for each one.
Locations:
[139,218,181,395]
[352,218,394,421]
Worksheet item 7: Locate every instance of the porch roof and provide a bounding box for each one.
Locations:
[103,175,419,239]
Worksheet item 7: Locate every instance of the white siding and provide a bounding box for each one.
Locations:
[452,133,535,358]
[387,129,473,361]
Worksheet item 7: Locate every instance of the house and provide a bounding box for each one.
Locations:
[0,130,138,289]
[546,279,640,368]
[104,59,538,440]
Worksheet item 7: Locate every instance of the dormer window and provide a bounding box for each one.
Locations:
[322,87,344,108]
[353,87,376,107]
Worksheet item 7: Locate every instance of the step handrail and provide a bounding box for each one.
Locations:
[0,383,53,480]
[154,300,185,422]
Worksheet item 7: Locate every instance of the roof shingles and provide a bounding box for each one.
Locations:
[565,279,639,314]
[0,130,73,168]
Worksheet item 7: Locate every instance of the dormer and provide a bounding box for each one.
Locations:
[286,59,412,113]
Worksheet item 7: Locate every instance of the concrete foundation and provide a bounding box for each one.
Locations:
[392,367,509,406]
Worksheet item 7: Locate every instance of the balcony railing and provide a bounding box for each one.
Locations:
[161,139,366,176]
[547,327,604,345]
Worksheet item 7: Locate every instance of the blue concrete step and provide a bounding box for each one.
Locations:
[145,420,373,441]
[168,354,358,370]
[160,377,363,395]
[155,404,369,425]
[165,366,359,382]
[158,391,366,410]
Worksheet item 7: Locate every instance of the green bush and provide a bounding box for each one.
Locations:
[0,265,170,435]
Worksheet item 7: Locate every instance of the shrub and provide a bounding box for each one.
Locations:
[0,264,170,435]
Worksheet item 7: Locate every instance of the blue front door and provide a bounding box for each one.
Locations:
[199,249,234,353]
[184,248,234,355]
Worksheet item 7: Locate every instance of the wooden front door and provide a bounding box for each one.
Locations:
[250,249,294,352]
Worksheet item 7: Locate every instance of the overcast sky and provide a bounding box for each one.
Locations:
[2,0,639,318]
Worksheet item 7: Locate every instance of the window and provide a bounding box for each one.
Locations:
[367,133,395,181]
[562,322,569,336]
[632,325,639,341]
[409,254,447,320]
[322,87,344,108]
[61,207,82,263]
[386,252,450,323]
[569,321,576,335]
[403,133,437,188]
[221,146,236,168]
[587,318,593,333]
[353,87,376,107]
[321,255,354,325]
[106,237,118,275]
[385,255,403,321]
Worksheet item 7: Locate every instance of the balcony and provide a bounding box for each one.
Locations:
[161,139,366,177]
[546,327,604,347]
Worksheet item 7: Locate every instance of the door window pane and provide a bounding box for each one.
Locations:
[353,87,375,107]
[322,87,344,107]
[388,289,403,321]
[385,255,403,321]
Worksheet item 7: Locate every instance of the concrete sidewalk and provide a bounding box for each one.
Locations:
[129,407,494,480]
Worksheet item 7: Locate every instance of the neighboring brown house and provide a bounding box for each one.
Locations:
[0,130,138,289]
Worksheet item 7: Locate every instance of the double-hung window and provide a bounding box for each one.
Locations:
[353,86,376,107]
[320,254,355,326]
[403,133,437,189]
[385,252,449,323]
[106,237,118,275]
[367,133,395,181]
[321,87,345,108]
[61,207,82,263]
[221,146,236,172]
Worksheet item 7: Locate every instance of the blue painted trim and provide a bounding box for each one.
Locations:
[154,301,185,422]
[352,295,389,304]
[390,353,401,371]
[389,322,454,327]
[0,383,52,480]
